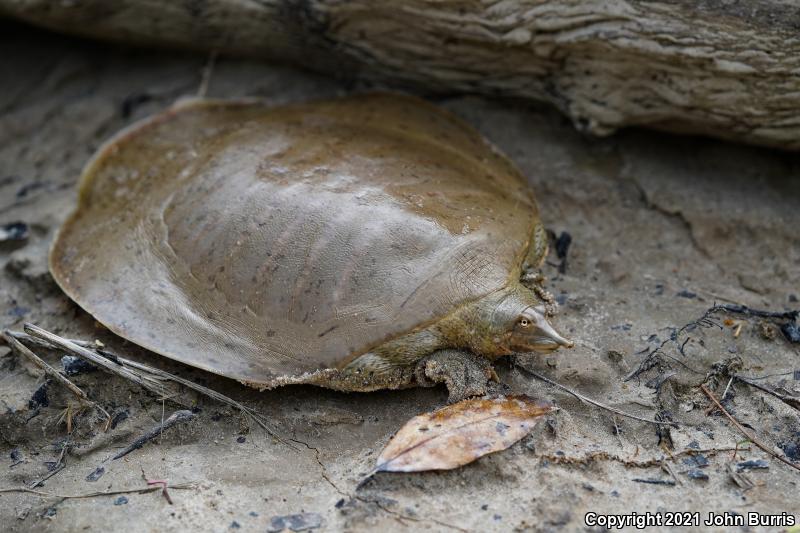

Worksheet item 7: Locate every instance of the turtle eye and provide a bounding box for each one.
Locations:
[518,317,531,328]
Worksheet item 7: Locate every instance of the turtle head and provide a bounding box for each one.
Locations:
[507,302,573,353]
[453,282,573,357]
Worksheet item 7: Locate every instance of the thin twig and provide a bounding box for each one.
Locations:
[535,445,751,470]
[714,304,798,322]
[661,461,682,485]
[699,384,800,473]
[4,332,88,400]
[516,364,675,426]
[720,376,734,401]
[734,375,800,411]
[28,442,70,489]
[2,332,111,431]
[21,325,174,397]
[113,410,195,460]
[13,325,287,445]
[0,482,196,499]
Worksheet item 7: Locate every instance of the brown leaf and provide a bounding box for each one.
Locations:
[376,395,554,473]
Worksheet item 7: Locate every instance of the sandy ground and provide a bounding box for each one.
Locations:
[1,21,799,533]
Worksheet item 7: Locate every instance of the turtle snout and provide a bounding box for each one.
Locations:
[511,333,573,353]
[532,315,574,350]
[526,337,573,352]
[510,303,574,353]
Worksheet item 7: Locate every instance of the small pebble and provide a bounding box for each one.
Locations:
[110,410,129,429]
[736,459,769,472]
[86,466,105,482]
[780,322,800,343]
[236,436,246,444]
[61,355,98,376]
[686,469,708,480]
[554,232,572,259]
[267,512,323,532]
[114,496,128,506]
[682,454,709,468]
[28,381,49,409]
[0,221,29,242]
[779,442,800,461]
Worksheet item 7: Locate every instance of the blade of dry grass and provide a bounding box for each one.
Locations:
[7,324,288,446]
[2,331,111,431]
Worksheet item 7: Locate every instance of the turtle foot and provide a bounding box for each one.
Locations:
[415,350,501,403]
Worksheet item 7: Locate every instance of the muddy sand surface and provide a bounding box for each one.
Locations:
[1,22,799,532]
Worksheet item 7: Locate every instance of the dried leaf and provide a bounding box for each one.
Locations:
[376,395,554,473]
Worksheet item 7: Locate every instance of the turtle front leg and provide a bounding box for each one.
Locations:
[415,350,504,403]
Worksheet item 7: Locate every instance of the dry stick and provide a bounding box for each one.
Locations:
[699,384,800,473]
[16,327,271,424]
[115,351,282,441]
[18,325,286,444]
[517,365,674,426]
[720,376,734,401]
[23,325,174,397]
[2,332,111,431]
[537,445,751,469]
[0,482,196,499]
[734,375,800,411]
[714,304,799,321]
[113,410,195,460]
[28,442,70,489]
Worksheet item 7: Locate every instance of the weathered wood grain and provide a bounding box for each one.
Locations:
[1,1,799,146]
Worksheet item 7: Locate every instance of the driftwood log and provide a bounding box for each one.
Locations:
[3,0,799,150]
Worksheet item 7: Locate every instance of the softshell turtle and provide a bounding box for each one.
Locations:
[50,93,572,402]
